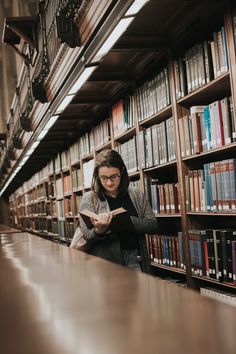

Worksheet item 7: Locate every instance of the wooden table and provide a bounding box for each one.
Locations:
[0,232,236,354]
[0,224,21,233]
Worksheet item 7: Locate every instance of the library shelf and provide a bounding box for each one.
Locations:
[187,212,236,216]
[182,142,236,162]
[47,232,59,238]
[49,196,56,201]
[177,72,231,108]
[64,192,73,197]
[143,160,177,173]
[155,213,181,218]
[81,152,94,162]
[139,105,172,128]
[192,274,236,291]
[71,159,81,167]
[95,140,112,152]
[155,213,181,219]
[113,126,136,143]
[128,171,140,179]
[54,169,62,176]
[56,195,64,200]
[150,262,186,275]
[72,187,83,193]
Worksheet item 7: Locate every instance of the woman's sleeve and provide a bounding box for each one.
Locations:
[130,189,158,234]
[78,192,107,242]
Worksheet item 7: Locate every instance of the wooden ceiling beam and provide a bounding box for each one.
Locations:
[113,34,169,52]
[90,70,133,82]
[72,95,110,105]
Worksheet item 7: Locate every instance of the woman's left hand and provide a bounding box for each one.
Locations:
[91,213,113,235]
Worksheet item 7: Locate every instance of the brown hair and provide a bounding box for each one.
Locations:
[91,149,129,200]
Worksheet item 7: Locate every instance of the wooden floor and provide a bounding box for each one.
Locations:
[0,232,236,354]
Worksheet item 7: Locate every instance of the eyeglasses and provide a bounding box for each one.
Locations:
[98,173,121,182]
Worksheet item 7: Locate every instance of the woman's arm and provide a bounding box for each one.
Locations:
[130,189,158,234]
[78,192,107,242]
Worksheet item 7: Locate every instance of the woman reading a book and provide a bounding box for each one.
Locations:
[77,149,158,272]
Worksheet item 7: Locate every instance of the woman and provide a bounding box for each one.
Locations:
[78,149,158,272]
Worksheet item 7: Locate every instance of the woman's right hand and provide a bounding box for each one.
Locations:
[91,213,113,235]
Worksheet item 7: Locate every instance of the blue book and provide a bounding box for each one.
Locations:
[203,163,213,212]
[204,106,211,150]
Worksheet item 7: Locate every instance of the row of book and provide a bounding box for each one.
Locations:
[57,200,64,218]
[83,159,94,189]
[136,67,171,122]
[112,96,136,138]
[25,203,43,217]
[145,179,181,214]
[80,119,111,157]
[56,173,79,197]
[74,195,82,216]
[148,232,185,270]
[47,219,75,239]
[51,200,57,217]
[69,142,80,166]
[200,287,236,307]
[63,174,72,194]
[115,136,139,173]
[20,218,47,234]
[174,26,228,98]
[71,168,83,191]
[57,198,75,218]
[25,201,50,216]
[55,153,62,174]
[56,220,75,239]
[24,182,48,203]
[48,180,55,198]
[23,199,72,218]
[189,228,236,284]
[179,97,235,158]
[185,158,236,213]
[129,179,141,190]
[139,116,176,169]
[64,198,73,217]
[55,177,63,198]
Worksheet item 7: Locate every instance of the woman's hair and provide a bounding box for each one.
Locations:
[91,149,129,200]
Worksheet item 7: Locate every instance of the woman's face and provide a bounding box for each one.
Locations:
[98,166,121,196]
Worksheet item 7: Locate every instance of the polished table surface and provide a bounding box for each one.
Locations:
[0,224,21,233]
[0,232,236,354]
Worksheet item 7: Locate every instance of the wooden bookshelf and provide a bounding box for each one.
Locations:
[5,0,236,295]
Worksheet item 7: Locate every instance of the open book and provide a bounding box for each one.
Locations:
[79,207,134,232]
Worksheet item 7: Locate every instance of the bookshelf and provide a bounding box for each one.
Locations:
[5,0,236,294]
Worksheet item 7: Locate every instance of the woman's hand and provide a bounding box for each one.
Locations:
[91,213,113,235]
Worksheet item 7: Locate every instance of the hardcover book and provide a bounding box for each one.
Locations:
[79,207,134,232]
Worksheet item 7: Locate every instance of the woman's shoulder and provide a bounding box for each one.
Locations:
[82,190,93,196]
[128,186,144,198]
[81,191,96,202]
[80,191,99,210]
